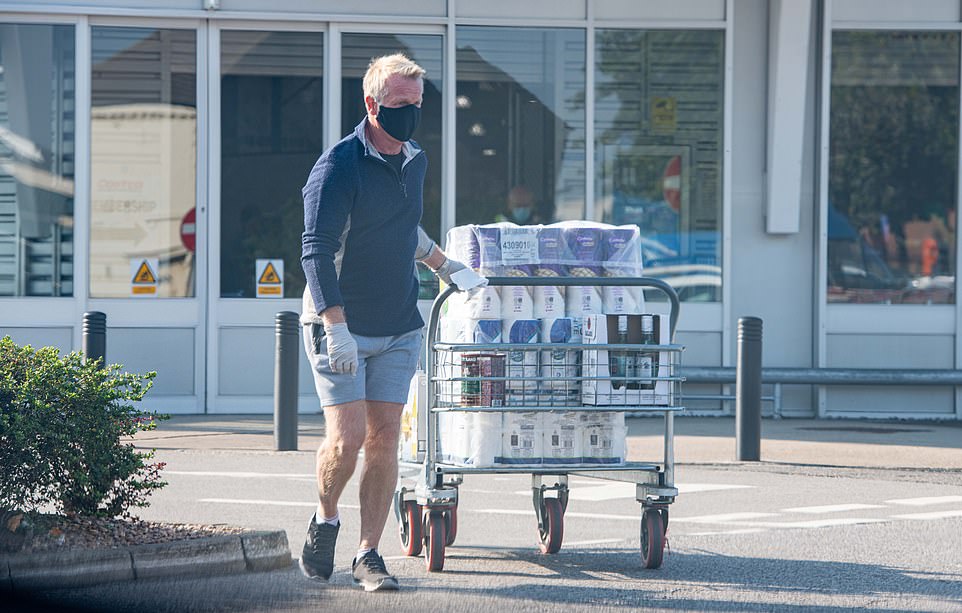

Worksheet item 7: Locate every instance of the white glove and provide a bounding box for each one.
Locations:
[324,322,358,376]
[435,257,488,291]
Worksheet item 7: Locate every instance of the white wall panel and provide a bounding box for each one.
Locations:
[0,327,73,354]
[109,327,194,395]
[832,0,959,23]
[221,0,446,16]
[730,0,816,370]
[7,0,199,9]
[677,331,722,366]
[218,326,316,396]
[826,334,955,369]
[595,0,725,21]
[825,386,954,417]
[456,0,584,20]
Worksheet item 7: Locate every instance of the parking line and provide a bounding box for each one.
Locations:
[474,509,638,521]
[670,512,778,524]
[891,509,962,520]
[783,503,885,514]
[199,498,360,509]
[885,495,962,506]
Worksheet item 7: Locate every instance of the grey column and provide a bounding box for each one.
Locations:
[735,316,763,461]
[274,311,300,451]
[82,311,107,369]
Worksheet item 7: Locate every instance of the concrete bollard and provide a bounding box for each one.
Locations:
[274,311,300,451]
[736,316,763,461]
[82,311,107,369]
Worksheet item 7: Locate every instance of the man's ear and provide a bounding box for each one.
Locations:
[364,95,378,117]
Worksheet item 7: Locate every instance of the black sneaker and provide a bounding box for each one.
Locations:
[351,550,399,592]
[299,515,338,581]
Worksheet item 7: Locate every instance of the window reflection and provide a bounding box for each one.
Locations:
[595,30,725,303]
[0,24,75,297]
[90,27,196,298]
[829,31,959,304]
[456,27,586,226]
[220,30,322,298]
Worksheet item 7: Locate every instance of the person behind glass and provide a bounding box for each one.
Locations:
[299,54,483,592]
[495,184,540,224]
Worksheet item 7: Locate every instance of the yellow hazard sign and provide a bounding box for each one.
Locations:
[255,259,284,298]
[651,96,677,132]
[130,258,159,296]
[258,262,281,285]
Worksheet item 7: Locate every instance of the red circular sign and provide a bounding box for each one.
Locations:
[180,208,196,252]
[662,155,682,213]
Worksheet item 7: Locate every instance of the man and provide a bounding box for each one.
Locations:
[298,54,482,592]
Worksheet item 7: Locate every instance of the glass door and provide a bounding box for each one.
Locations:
[87,20,206,413]
[207,24,325,412]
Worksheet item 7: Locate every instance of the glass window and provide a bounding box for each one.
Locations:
[456,27,586,226]
[829,31,959,304]
[0,24,75,297]
[90,27,197,298]
[595,29,725,303]
[219,30,322,299]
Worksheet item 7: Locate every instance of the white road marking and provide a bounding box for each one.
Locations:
[891,509,962,520]
[563,538,626,547]
[783,503,885,514]
[670,512,778,524]
[168,470,313,478]
[514,482,754,502]
[685,528,768,536]
[199,498,360,509]
[885,495,962,507]
[747,518,888,529]
[474,509,638,521]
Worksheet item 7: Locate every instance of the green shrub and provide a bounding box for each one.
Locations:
[0,336,167,517]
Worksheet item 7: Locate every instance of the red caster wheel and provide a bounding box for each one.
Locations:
[444,506,458,546]
[399,500,423,556]
[424,510,447,572]
[640,507,666,569]
[538,497,564,554]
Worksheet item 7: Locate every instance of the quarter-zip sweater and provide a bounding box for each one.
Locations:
[300,119,426,337]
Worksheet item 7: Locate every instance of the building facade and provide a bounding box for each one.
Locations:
[1,0,960,419]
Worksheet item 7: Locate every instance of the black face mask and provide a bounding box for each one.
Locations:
[376,102,421,142]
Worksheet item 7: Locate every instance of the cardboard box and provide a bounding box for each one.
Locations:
[581,314,671,406]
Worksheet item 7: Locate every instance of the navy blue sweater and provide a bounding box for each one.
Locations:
[301,120,426,337]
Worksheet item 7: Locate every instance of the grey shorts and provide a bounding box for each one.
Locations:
[303,324,423,407]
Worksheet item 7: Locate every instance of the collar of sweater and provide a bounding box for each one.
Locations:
[355,118,421,165]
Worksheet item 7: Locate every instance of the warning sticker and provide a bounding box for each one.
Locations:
[255,259,284,298]
[130,258,159,296]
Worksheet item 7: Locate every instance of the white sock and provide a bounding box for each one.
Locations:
[356,547,375,559]
[316,507,339,526]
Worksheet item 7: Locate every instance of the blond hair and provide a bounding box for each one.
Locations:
[363,53,425,101]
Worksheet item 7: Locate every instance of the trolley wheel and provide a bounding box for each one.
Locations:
[424,510,446,572]
[444,506,458,546]
[640,508,666,569]
[538,497,564,554]
[399,501,423,556]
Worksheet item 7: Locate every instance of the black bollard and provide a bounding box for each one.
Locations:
[82,311,107,369]
[274,311,300,451]
[735,316,763,461]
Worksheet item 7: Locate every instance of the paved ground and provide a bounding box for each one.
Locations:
[17,415,962,612]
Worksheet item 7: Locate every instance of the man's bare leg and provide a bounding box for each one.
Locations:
[357,400,403,550]
[316,400,367,518]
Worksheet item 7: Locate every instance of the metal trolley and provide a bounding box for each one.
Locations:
[394,277,684,572]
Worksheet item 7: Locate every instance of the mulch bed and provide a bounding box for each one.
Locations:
[2,512,246,555]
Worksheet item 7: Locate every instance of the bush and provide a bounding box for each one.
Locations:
[0,336,167,518]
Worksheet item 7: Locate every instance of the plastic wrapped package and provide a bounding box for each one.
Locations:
[533,226,566,318]
[602,227,645,314]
